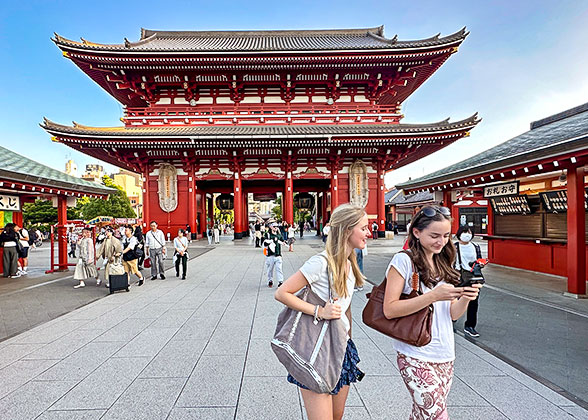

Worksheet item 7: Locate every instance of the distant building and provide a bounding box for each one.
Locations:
[113,169,143,217]
[81,164,104,183]
[65,159,78,177]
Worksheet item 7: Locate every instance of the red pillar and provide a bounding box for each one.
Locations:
[142,164,150,228]
[188,164,196,236]
[234,171,243,239]
[330,170,339,212]
[566,165,586,295]
[243,191,249,235]
[207,194,214,228]
[199,191,206,236]
[284,171,294,225]
[377,161,385,237]
[57,195,68,270]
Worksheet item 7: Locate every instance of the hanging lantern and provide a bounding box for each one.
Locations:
[294,193,315,211]
[215,194,234,211]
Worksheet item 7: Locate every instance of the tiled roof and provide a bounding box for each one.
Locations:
[0,146,115,196]
[42,115,479,138]
[389,190,434,205]
[53,27,467,53]
[385,189,401,203]
[396,103,588,190]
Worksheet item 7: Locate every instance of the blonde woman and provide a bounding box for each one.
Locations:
[275,203,371,420]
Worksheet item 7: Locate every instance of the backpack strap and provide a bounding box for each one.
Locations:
[474,243,482,259]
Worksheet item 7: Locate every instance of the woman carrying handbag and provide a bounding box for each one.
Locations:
[274,204,371,420]
[383,206,482,420]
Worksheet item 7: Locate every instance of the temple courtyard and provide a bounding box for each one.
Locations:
[0,235,586,420]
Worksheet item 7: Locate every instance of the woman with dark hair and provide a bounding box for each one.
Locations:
[174,229,189,279]
[383,205,482,419]
[0,223,20,278]
[133,225,145,267]
[454,225,483,338]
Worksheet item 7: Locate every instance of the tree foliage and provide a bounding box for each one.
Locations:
[22,175,135,225]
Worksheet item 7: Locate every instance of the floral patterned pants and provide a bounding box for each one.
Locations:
[397,353,454,420]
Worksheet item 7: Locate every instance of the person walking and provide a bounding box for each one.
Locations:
[274,204,370,420]
[174,229,189,279]
[122,225,145,286]
[254,220,262,247]
[185,224,192,243]
[206,224,213,245]
[0,223,21,278]
[322,222,330,245]
[68,230,78,257]
[213,224,220,244]
[299,219,305,238]
[17,225,30,275]
[145,221,166,280]
[133,225,145,268]
[371,221,378,240]
[287,223,296,252]
[454,225,483,338]
[96,228,123,288]
[383,206,482,419]
[73,227,99,288]
[263,223,285,287]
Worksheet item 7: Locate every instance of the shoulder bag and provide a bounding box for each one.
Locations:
[271,256,348,394]
[108,256,126,276]
[362,252,433,347]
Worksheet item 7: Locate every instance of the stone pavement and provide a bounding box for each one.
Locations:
[0,243,211,341]
[0,237,586,419]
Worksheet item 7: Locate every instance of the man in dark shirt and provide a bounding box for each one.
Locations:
[263,223,284,287]
[254,221,262,248]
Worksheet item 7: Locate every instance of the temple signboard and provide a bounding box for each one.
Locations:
[158,164,178,212]
[349,160,369,208]
[0,194,20,211]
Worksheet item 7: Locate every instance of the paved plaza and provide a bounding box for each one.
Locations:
[0,237,586,419]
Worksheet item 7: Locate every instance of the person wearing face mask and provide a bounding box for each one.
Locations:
[263,222,286,287]
[454,225,482,338]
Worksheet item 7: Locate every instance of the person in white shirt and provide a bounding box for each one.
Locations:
[454,225,483,338]
[383,206,481,419]
[173,229,189,279]
[275,204,371,420]
[287,223,296,252]
[122,225,144,286]
[144,221,166,280]
[17,225,30,275]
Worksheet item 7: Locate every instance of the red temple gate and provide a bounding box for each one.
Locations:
[43,26,479,238]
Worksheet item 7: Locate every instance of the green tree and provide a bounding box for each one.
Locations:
[81,175,135,219]
[22,199,57,225]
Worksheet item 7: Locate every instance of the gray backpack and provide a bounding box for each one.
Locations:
[271,257,348,394]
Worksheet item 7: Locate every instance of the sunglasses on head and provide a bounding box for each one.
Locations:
[419,206,451,218]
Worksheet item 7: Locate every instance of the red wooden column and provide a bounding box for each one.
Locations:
[188,163,196,235]
[243,191,249,235]
[376,160,385,237]
[330,168,339,212]
[566,165,586,295]
[207,194,214,228]
[284,170,294,225]
[199,191,206,236]
[233,171,243,239]
[142,164,150,228]
[57,195,68,270]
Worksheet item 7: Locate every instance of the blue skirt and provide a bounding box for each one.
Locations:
[287,339,362,395]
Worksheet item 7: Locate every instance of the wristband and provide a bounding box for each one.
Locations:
[313,305,322,325]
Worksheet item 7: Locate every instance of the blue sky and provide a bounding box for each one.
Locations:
[1,0,587,187]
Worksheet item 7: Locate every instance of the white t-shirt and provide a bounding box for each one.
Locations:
[322,226,330,236]
[455,242,477,271]
[287,227,295,238]
[19,229,30,248]
[299,251,355,335]
[386,252,455,363]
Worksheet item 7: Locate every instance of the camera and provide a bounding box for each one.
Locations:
[459,258,488,287]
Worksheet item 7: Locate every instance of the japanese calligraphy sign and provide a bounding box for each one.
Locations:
[0,194,20,211]
[483,181,519,198]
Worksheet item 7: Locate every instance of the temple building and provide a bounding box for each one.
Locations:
[42,26,479,238]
